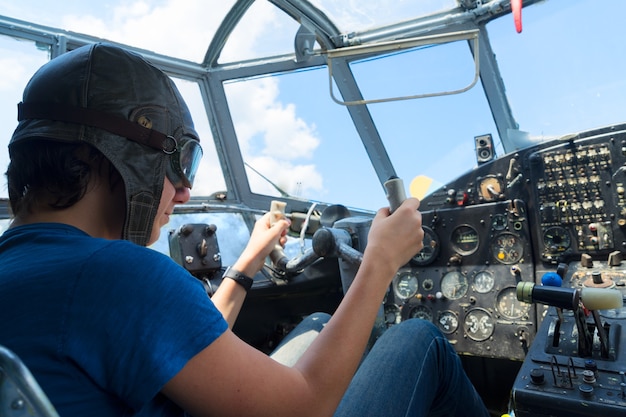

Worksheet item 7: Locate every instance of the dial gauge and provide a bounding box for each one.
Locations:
[491,214,507,231]
[543,226,571,253]
[478,176,503,201]
[393,269,419,301]
[451,225,479,255]
[437,310,459,334]
[441,270,468,300]
[408,304,433,321]
[384,304,401,325]
[473,270,495,293]
[492,232,524,264]
[411,226,440,266]
[496,287,531,320]
[464,308,495,341]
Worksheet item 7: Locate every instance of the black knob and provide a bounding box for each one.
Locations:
[530,368,545,385]
[592,271,604,285]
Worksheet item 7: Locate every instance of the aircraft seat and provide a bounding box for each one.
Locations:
[0,345,59,417]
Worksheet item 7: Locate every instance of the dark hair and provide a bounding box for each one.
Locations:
[6,140,115,215]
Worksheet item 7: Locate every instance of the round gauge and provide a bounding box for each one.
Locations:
[440,270,468,300]
[478,176,503,201]
[463,308,495,341]
[496,287,531,319]
[543,226,571,252]
[492,232,524,264]
[451,225,479,255]
[422,278,434,291]
[491,214,507,231]
[393,269,419,301]
[411,226,440,266]
[473,270,495,293]
[407,304,433,322]
[384,304,401,325]
[437,310,459,334]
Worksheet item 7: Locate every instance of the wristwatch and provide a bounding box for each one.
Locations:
[222,266,254,292]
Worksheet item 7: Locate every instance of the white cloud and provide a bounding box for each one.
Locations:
[246,155,323,198]
[60,1,223,62]
[58,0,280,63]
[225,76,324,197]
[227,77,320,159]
[263,102,319,160]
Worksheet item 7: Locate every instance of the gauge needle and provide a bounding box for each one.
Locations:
[487,184,498,196]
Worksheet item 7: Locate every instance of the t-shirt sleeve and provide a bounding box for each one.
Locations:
[63,241,228,411]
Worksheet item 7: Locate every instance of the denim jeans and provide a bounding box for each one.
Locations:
[272,314,490,417]
[334,318,490,417]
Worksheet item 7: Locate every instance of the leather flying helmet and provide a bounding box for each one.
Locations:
[10,43,201,246]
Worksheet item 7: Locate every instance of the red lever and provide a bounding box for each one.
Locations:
[512,0,522,33]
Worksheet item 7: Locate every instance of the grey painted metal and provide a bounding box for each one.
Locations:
[203,73,248,204]
[269,0,341,48]
[0,345,59,417]
[0,15,207,81]
[335,0,545,46]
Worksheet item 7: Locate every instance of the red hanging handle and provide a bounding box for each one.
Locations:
[512,0,522,33]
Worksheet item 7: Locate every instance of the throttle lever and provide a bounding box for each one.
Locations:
[383,176,407,213]
[269,200,289,270]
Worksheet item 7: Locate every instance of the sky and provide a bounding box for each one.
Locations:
[0,0,625,211]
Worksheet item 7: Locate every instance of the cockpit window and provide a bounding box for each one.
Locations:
[360,37,498,194]
[171,78,226,197]
[223,67,384,210]
[220,0,304,63]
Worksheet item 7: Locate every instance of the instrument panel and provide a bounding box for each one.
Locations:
[387,200,536,360]
[384,123,626,361]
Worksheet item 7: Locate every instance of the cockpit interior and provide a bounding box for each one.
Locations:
[1,1,626,415]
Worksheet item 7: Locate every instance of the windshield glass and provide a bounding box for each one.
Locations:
[489,1,626,140]
[0,0,624,211]
[223,66,383,207]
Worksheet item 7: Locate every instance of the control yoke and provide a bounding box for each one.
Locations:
[268,176,408,276]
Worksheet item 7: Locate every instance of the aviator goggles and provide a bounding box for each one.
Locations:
[17,102,203,189]
[163,135,203,189]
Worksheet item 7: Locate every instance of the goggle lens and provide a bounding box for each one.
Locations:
[166,137,203,189]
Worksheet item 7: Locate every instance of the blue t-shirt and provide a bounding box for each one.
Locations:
[0,223,228,416]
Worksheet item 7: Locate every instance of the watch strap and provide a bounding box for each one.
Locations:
[223,267,254,292]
